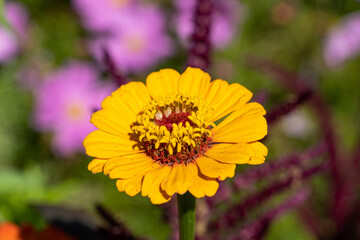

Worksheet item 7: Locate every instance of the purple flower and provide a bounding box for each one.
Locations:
[89,5,173,74]
[0,2,28,63]
[72,0,137,32]
[174,0,243,49]
[34,62,114,157]
[323,12,360,67]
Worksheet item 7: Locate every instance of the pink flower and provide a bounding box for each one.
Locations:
[72,0,137,32]
[34,62,115,156]
[323,13,360,67]
[0,2,28,63]
[89,5,173,74]
[174,0,243,49]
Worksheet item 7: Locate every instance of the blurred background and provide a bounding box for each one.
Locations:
[0,0,359,239]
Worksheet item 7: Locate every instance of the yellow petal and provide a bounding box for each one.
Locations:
[108,163,152,179]
[124,174,144,196]
[205,80,253,122]
[104,155,155,179]
[212,103,267,143]
[213,117,267,143]
[113,82,151,115]
[248,142,268,165]
[142,165,172,204]
[188,165,219,198]
[91,83,149,139]
[161,163,196,196]
[204,143,254,164]
[117,172,145,196]
[196,156,235,181]
[146,69,181,97]
[100,94,136,123]
[88,158,107,174]
[105,154,151,169]
[116,178,132,192]
[178,67,211,97]
[83,130,140,158]
[216,102,266,128]
[116,173,146,196]
[90,108,133,137]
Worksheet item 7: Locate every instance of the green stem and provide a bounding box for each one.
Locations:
[177,192,196,240]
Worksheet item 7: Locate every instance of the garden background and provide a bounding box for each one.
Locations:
[0,0,359,239]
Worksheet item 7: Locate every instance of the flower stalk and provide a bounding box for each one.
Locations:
[102,47,128,87]
[187,0,212,70]
[177,192,196,240]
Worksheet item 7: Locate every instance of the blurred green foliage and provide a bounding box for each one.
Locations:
[267,213,316,240]
[0,0,11,29]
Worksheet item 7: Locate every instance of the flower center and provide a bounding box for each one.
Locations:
[110,0,129,8]
[65,102,86,122]
[125,34,145,53]
[131,94,215,166]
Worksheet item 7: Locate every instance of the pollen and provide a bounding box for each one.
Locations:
[131,93,216,165]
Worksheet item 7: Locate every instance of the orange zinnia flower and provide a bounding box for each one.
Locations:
[0,222,22,240]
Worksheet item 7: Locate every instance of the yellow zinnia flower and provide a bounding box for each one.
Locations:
[84,67,268,204]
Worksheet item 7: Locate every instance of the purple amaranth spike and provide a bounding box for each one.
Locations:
[266,89,313,125]
[245,57,343,225]
[187,0,212,70]
[208,162,329,233]
[298,205,327,239]
[206,144,325,222]
[252,90,269,105]
[310,95,343,225]
[229,188,310,240]
[102,47,128,86]
[205,181,232,209]
[233,143,326,190]
[175,0,243,50]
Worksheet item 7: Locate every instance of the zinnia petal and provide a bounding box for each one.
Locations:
[178,67,211,97]
[117,175,145,196]
[142,165,172,204]
[248,142,268,165]
[213,102,267,143]
[161,163,196,196]
[84,130,140,158]
[90,109,133,137]
[121,174,144,196]
[188,165,219,198]
[196,156,236,180]
[205,80,253,122]
[146,68,181,97]
[204,143,254,164]
[103,155,155,179]
[109,82,151,115]
[93,82,151,135]
[88,158,107,174]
